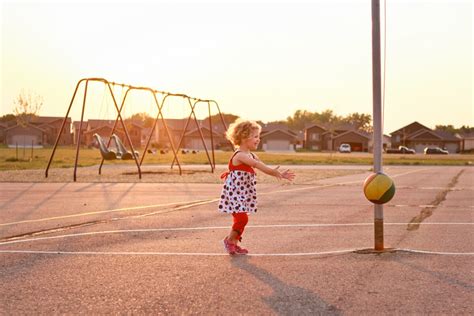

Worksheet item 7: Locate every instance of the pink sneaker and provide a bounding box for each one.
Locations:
[222,238,236,255]
[235,245,249,255]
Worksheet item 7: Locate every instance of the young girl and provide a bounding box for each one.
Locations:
[218,119,295,255]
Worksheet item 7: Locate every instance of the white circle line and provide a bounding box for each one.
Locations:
[0,222,472,246]
[0,248,472,256]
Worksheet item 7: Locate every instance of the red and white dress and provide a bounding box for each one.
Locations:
[218,151,258,214]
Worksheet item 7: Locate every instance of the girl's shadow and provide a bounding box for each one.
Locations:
[231,256,341,315]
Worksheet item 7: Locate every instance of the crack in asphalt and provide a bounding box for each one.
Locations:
[406,169,465,231]
[0,199,216,243]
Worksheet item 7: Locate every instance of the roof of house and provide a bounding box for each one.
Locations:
[433,130,460,141]
[85,119,115,129]
[390,121,431,135]
[260,128,298,140]
[157,118,190,130]
[28,116,71,124]
[83,125,115,135]
[261,122,299,137]
[5,123,46,132]
[184,126,224,137]
[304,122,326,130]
[456,131,474,139]
[407,129,442,140]
[332,129,370,140]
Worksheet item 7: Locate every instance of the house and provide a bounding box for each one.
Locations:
[456,132,474,152]
[304,123,326,151]
[0,122,9,144]
[390,121,461,153]
[259,123,298,151]
[156,118,231,150]
[182,126,227,150]
[156,118,190,149]
[4,123,46,146]
[331,130,370,152]
[304,123,370,152]
[2,116,73,146]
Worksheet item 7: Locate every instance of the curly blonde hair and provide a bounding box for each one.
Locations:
[226,119,261,146]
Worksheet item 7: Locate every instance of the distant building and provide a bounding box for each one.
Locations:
[259,123,298,152]
[390,121,461,153]
[304,123,370,152]
[456,131,474,152]
[0,116,73,146]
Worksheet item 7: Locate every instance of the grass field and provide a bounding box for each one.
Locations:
[0,146,472,171]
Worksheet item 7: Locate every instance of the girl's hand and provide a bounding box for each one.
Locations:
[280,169,295,181]
[274,166,295,181]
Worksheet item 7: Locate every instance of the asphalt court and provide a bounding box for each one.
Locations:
[0,165,472,314]
[0,166,472,257]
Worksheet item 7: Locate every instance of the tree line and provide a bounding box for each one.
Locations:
[2,91,472,134]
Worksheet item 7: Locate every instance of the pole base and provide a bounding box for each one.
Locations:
[354,248,396,254]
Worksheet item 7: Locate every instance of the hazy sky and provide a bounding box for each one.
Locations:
[1,0,472,133]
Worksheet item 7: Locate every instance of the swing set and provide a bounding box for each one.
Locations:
[45,77,230,181]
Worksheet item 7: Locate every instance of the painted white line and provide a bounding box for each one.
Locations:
[0,198,215,227]
[0,248,472,256]
[131,199,219,218]
[397,249,474,256]
[0,183,339,226]
[0,249,356,256]
[0,223,472,246]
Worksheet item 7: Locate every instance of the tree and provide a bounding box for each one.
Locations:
[435,124,456,134]
[286,109,345,130]
[286,109,318,131]
[13,90,43,127]
[342,112,372,132]
[0,114,16,123]
[127,112,155,128]
[435,124,474,134]
[204,113,239,126]
[315,109,339,124]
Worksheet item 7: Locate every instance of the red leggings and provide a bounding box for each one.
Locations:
[232,213,248,241]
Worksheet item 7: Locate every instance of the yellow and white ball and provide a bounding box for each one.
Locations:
[363,172,396,204]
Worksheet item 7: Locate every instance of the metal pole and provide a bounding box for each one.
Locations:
[207,101,216,169]
[74,79,88,182]
[189,99,214,172]
[170,99,194,169]
[152,94,182,174]
[371,0,384,250]
[45,79,85,178]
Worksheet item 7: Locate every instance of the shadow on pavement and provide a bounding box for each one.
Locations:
[231,256,341,315]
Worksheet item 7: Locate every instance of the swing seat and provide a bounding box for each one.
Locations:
[93,133,118,160]
[112,134,139,160]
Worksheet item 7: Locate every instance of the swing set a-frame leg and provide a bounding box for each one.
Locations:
[139,92,182,175]
[45,79,86,180]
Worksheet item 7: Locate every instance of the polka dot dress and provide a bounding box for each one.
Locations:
[218,170,257,214]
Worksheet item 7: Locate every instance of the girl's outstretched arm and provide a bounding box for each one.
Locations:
[235,152,295,181]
